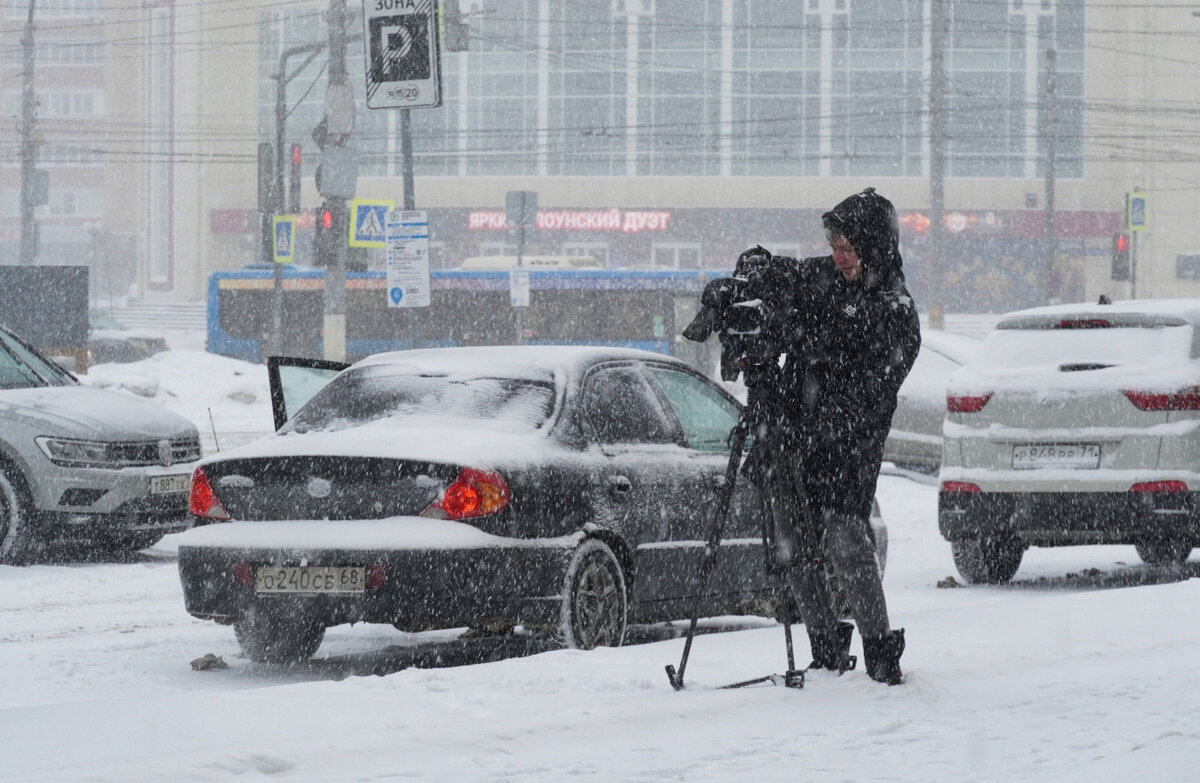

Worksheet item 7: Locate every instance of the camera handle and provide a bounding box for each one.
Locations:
[665,399,804,691]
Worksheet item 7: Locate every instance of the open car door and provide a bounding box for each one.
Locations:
[266,356,349,431]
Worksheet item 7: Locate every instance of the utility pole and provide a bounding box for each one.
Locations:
[322,0,354,361]
[18,0,39,265]
[928,0,947,316]
[271,41,326,357]
[1043,48,1057,304]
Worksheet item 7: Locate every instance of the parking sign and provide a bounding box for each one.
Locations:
[362,0,442,110]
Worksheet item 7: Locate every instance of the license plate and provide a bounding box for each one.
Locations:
[1011,443,1101,470]
[149,473,190,494]
[254,566,367,594]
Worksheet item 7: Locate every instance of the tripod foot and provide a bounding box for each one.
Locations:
[783,669,806,689]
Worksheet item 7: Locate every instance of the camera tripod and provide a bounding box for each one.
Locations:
[664,384,808,691]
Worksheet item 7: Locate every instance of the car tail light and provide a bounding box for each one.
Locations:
[421,467,512,520]
[1130,480,1188,493]
[1056,319,1110,329]
[1122,388,1200,411]
[941,481,982,493]
[947,393,992,413]
[366,564,387,590]
[189,466,231,523]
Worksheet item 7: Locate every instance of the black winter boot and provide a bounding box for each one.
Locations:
[806,621,857,673]
[862,628,905,685]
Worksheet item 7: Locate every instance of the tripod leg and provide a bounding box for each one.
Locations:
[666,425,748,691]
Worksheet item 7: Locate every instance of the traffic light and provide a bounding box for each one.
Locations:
[313,203,336,267]
[443,0,469,51]
[1111,232,1130,281]
[288,143,302,212]
[257,142,275,212]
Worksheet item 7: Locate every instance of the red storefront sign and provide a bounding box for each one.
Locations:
[468,209,672,233]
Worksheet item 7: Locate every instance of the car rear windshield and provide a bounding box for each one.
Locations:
[283,365,557,433]
[982,323,1194,369]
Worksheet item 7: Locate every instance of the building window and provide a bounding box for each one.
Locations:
[1176,255,1200,280]
[652,242,701,269]
[563,241,610,268]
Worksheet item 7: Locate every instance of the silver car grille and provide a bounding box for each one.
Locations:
[109,437,202,467]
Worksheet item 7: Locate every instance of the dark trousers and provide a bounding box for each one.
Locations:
[761,448,892,639]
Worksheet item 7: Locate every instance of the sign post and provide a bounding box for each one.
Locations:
[1127,190,1148,299]
[506,190,537,344]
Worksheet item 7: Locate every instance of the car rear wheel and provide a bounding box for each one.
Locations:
[951,536,1024,584]
[234,606,326,664]
[0,466,37,565]
[1135,538,1192,567]
[558,539,627,649]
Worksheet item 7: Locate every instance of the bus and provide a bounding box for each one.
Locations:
[206,266,722,369]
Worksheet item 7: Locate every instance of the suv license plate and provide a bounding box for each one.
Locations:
[1012,443,1101,470]
[255,566,367,594]
[149,473,191,494]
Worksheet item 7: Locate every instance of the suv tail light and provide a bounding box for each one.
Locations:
[941,481,982,493]
[1056,319,1110,329]
[1130,481,1188,493]
[421,467,511,520]
[189,466,231,523]
[1122,388,1200,411]
[947,393,992,413]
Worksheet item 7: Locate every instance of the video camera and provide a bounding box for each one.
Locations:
[682,246,788,384]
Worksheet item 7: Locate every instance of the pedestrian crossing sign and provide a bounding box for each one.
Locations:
[272,215,296,264]
[349,199,395,248]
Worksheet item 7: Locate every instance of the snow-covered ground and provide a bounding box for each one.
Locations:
[2,347,1199,781]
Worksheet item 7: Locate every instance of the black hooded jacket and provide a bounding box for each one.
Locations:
[747,189,921,517]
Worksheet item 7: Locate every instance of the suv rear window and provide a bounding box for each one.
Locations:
[981,323,1195,370]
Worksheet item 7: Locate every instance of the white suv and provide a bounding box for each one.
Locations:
[939,298,1200,583]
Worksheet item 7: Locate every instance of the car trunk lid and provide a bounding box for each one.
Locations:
[202,456,459,521]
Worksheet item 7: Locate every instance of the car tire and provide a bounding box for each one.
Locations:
[1135,538,1192,566]
[0,466,38,565]
[558,539,627,649]
[951,536,1024,584]
[234,606,326,664]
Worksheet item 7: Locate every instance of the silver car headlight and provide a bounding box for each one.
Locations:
[35,437,118,468]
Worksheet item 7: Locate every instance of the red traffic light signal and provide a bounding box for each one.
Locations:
[1111,233,1131,281]
[321,208,332,230]
[288,143,302,212]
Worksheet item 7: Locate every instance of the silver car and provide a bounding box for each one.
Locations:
[940,299,1200,583]
[0,325,200,563]
[885,329,981,473]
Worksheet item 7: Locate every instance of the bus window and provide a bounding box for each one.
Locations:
[459,255,601,270]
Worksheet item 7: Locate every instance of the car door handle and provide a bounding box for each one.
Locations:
[608,475,632,496]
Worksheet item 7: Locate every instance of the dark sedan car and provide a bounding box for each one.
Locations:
[178,346,886,663]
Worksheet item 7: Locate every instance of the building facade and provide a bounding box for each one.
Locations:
[3,0,1199,314]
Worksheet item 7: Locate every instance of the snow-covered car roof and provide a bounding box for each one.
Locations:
[996,298,1200,328]
[953,300,1200,394]
[354,344,686,377]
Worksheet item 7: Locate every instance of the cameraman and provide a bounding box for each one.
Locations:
[694,188,920,684]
